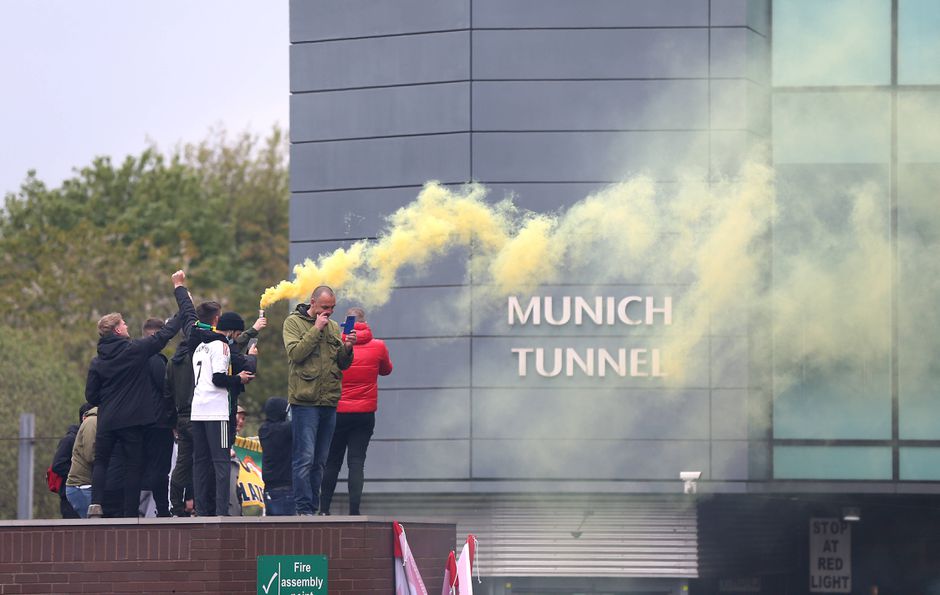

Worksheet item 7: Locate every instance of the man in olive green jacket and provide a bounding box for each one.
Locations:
[283,285,355,514]
[66,407,98,518]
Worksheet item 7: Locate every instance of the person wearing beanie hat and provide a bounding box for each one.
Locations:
[215,312,258,447]
[219,310,268,360]
[217,312,245,333]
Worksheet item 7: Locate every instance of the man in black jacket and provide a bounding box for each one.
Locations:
[140,317,181,517]
[85,270,195,518]
[167,324,197,516]
[51,403,92,518]
[259,397,293,515]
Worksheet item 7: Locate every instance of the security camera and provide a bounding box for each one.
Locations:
[680,471,701,494]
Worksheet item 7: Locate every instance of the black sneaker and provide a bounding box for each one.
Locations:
[317,511,330,516]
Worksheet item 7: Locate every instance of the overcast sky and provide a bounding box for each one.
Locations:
[0,1,288,196]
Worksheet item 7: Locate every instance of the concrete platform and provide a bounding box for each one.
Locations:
[0,516,455,594]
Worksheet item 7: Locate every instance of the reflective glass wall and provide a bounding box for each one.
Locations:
[772,0,940,480]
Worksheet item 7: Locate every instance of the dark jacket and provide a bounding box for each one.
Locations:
[259,397,291,490]
[164,304,200,420]
[149,351,174,428]
[85,286,194,430]
[52,424,80,518]
[337,322,393,414]
[166,341,195,419]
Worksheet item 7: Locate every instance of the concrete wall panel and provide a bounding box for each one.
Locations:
[291,31,469,92]
[473,29,708,80]
[367,286,471,338]
[473,0,707,28]
[473,80,709,131]
[375,389,471,439]
[290,134,470,192]
[292,82,470,142]
[290,187,424,242]
[473,131,709,182]
[382,337,470,388]
[291,0,469,42]
[367,440,470,479]
[472,388,709,440]
[472,439,709,479]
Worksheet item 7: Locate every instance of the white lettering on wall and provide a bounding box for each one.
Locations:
[507,296,673,327]
[512,348,666,378]
[507,295,673,379]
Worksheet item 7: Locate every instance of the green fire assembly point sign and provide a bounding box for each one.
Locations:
[257,555,328,595]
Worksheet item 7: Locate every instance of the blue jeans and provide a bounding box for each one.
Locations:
[291,405,336,514]
[66,486,92,519]
[264,485,295,516]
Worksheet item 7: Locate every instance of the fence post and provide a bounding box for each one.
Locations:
[18,413,35,520]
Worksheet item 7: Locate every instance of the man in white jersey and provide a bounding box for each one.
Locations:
[189,300,256,516]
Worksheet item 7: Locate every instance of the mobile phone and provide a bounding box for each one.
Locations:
[246,338,258,352]
[341,315,356,334]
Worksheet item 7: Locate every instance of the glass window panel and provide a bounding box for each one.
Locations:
[772,164,891,440]
[774,446,891,480]
[773,91,890,164]
[899,0,940,84]
[773,0,890,86]
[897,91,940,439]
[899,448,940,480]
[898,179,940,437]
[773,367,891,440]
[898,91,940,163]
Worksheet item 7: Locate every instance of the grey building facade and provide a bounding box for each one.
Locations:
[288,1,940,593]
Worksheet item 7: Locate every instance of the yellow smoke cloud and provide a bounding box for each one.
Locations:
[260,156,913,394]
[259,243,366,308]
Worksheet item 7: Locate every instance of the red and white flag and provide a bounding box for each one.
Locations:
[441,550,457,595]
[393,521,429,595]
[455,534,477,595]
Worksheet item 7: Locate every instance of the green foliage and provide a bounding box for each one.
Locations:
[0,328,86,519]
[0,128,290,518]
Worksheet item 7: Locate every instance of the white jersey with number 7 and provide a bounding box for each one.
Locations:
[191,340,231,421]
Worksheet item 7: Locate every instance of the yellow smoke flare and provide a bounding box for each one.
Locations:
[260,182,513,308]
[259,243,366,308]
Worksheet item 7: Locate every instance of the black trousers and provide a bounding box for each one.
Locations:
[191,420,230,516]
[170,417,193,516]
[91,425,145,518]
[142,425,174,516]
[320,412,375,515]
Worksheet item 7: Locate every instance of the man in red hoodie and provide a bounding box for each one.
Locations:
[319,307,392,515]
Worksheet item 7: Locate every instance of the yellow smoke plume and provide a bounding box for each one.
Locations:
[260,157,910,394]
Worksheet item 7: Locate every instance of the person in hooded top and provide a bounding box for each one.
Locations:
[84,270,194,518]
[64,404,96,518]
[319,307,392,516]
[166,306,199,517]
[53,403,93,518]
[140,316,182,517]
[259,396,293,516]
[215,312,259,446]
